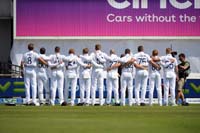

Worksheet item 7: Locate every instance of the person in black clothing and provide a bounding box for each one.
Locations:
[176,53,190,106]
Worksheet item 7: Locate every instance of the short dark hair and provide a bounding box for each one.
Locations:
[28,43,34,51]
[125,48,130,54]
[138,45,144,52]
[83,48,89,54]
[69,48,75,54]
[179,53,185,58]
[40,47,46,54]
[95,44,101,50]
[55,46,60,53]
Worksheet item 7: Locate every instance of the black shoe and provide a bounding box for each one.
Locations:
[24,103,30,106]
[140,103,146,106]
[29,103,36,106]
[182,102,189,106]
[61,101,67,106]
[114,103,121,106]
[45,103,51,106]
[40,103,45,106]
[77,103,84,106]
[106,103,111,106]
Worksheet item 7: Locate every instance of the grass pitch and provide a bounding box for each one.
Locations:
[0,105,200,133]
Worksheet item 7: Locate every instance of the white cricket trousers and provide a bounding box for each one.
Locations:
[79,77,91,104]
[163,73,176,106]
[50,70,64,105]
[24,68,37,104]
[135,70,148,105]
[120,72,133,106]
[64,77,77,105]
[106,76,119,104]
[149,72,162,106]
[91,70,104,106]
[37,72,50,103]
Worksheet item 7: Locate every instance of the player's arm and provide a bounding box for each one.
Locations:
[107,62,121,71]
[77,57,91,69]
[91,59,104,68]
[96,53,106,63]
[103,53,112,61]
[149,59,161,70]
[48,61,59,70]
[174,59,179,80]
[57,61,65,69]
[175,65,179,81]
[178,62,190,70]
[20,60,24,70]
[133,62,147,70]
[20,54,26,70]
[34,52,47,65]
[151,56,160,62]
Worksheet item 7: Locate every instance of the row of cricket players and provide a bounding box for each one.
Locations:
[21,43,178,106]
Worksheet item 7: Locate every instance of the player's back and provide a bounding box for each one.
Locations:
[107,54,119,73]
[134,52,150,68]
[49,53,65,71]
[149,56,161,74]
[23,51,39,67]
[120,54,133,73]
[161,54,177,73]
[37,54,49,73]
[65,54,79,74]
[79,54,92,72]
[91,51,106,69]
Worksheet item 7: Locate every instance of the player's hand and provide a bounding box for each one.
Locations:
[107,67,112,72]
[59,61,63,64]
[176,76,179,81]
[86,64,92,69]
[170,59,175,63]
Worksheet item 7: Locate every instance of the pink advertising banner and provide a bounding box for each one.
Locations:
[15,0,200,38]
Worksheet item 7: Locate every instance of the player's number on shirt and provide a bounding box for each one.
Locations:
[138,58,147,64]
[38,62,47,68]
[68,61,76,66]
[27,57,32,64]
[152,66,156,71]
[125,64,133,69]
[166,63,174,69]
[84,61,91,69]
[96,58,103,65]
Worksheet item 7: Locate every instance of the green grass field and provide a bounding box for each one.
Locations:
[0,105,200,133]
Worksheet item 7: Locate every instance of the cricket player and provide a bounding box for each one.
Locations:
[90,44,107,106]
[21,43,47,106]
[134,45,159,106]
[148,49,162,106]
[48,46,65,106]
[106,49,121,105]
[37,48,50,105]
[160,48,178,106]
[78,48,93,106]
[63,48,90,106]
[118,48,135,106]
